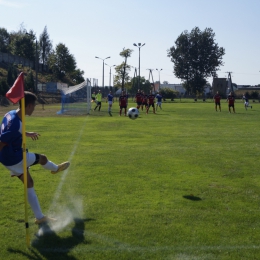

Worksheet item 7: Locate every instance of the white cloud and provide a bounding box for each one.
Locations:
[0,0,27,8]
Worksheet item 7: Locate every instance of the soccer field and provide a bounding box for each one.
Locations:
[1,100,260,260]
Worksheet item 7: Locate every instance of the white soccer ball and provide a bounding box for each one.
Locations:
[127,107,139,120]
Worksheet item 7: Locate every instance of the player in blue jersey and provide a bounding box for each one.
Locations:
[156,92,163,111]
[242,94,252,110]
[106,91,114,116]
[0,91,70,225]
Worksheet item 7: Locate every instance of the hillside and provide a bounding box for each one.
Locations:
[0,62,76,87]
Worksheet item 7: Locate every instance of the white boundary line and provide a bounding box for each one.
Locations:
[48,117,88,213]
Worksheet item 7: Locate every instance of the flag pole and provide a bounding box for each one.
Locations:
[21,96,30,246]
[5,72,29,246]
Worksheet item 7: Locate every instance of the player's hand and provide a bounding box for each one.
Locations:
[26,132,40,140]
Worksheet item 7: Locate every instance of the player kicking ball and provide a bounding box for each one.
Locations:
[0,91,70,225]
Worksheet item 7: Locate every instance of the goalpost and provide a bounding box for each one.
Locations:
[57,78,92,115]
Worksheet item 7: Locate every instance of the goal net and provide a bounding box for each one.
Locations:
[57,78,92,115]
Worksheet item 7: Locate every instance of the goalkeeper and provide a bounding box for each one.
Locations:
[94,90,102,111]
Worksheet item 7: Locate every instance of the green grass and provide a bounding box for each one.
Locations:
[1,100,260,259]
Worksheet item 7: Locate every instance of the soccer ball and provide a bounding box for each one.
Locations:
[127,107,139,120]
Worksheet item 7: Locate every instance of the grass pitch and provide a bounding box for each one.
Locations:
[0,100,260,260]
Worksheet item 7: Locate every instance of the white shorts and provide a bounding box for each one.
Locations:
[157,102,162,106]
[4,152,36,176]
[245,101,249,106]
[108,101,113,105]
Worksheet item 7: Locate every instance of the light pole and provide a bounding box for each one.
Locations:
[133,43,145,89]
[156,68,163,90]
[105,63,116,87]
[26,32,38,93]
[95,56,110,87]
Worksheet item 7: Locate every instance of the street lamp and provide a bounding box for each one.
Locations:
[156,68,163,90]
[26,32,38,93]
[95,56,110,87]
[105,63,116,87]
[133,43,145,89]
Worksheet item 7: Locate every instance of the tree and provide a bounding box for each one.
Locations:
[9,25,36,61]
[114,62,131,90]
[160,88,178,99]
[39,26,52,66]
[0,78,9,95]
[24,70,35,91]
[130,76,152,94]
[70,68,85,84]
[0,27,10,53]
[48,43,76,80]
[119,48,133,90]
[7,65,17,87]
[167,27,225,95]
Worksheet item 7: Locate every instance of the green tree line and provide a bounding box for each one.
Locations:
[0,24,84,95]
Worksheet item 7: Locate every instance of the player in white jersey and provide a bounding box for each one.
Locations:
[0,91,70,225]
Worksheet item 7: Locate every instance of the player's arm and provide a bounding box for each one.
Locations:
[26,132,40,141]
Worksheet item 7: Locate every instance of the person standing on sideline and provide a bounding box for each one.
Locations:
[119,90,128,116]
[147,90,156,114]
[156,92,163,111]
[0,91,70,224]
[227,91,235,113]
[106,91,114,116]
[213,91,221,112]
[94,90,102,111]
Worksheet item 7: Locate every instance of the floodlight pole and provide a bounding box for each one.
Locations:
[133,43,145,89]
[95,56,110,87]
[156,68,163,90]
[105,63,116,87]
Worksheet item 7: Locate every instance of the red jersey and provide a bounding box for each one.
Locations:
[119,95,127,106]
[142,95,148,104]
[214,94,221,103]
[135,92,143,103]
[148,94,155,104]
[227,95,235,105]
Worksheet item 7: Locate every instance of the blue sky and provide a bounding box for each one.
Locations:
[0,0,259,86]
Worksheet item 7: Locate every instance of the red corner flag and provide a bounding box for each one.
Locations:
[6,72,24,104]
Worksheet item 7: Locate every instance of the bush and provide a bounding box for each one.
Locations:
[160,88,178,99]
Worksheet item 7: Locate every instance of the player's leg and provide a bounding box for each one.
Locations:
[146,104,149,114]
[18,171,45,221]
[35,153,70,174]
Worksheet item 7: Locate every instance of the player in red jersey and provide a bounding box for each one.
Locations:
[135,89,143,109]
[141,91,148,111]
[147,90,156,114]
[119,90,128,116]
[227,91,235,113]
[213,91,221,112]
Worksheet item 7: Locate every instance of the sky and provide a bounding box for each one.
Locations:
[0,0,259,86]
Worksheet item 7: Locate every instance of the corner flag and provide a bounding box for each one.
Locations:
[6,72,30,246]
[6,72,25,103]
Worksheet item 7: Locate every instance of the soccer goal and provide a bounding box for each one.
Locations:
[57,78,92,115]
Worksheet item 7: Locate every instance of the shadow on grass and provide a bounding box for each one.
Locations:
[8,218,94,260]
[183,195,202,201]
